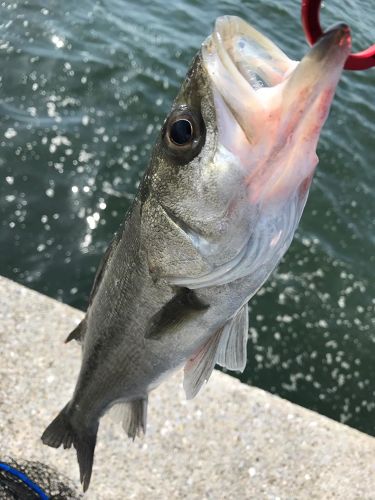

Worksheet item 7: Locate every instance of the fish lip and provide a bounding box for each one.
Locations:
[203,17,351,92]
[310,23,351,63]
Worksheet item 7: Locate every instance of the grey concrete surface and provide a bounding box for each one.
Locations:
[0,275,374,499]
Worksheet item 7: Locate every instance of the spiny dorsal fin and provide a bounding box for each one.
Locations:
[65,319,86,344]
[183,304,249,399]
[88,230,121,307]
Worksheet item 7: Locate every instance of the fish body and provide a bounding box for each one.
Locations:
[42,17,351,490]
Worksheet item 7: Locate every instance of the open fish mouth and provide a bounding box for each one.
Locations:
[202,16,351,204]
[203,16,296,93]
[202,15,351,110]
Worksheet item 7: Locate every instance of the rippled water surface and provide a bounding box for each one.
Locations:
[1,0,374,434]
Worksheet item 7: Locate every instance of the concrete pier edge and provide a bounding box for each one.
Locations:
[0,275,374,499]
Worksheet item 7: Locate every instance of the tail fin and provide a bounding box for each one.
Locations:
[41,404,98,492]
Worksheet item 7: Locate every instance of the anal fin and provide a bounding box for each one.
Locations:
[183,304,249,399]
[113,398,148,440]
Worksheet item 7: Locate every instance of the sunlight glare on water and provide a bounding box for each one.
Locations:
[0,0,374,435]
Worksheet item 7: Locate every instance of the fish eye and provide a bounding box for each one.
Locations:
[169,119,193,146]
[163,106,205,162]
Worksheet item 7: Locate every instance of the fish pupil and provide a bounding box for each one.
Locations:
[170,119,193,145]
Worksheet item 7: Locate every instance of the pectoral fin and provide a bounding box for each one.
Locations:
[183,304,249,399]
[145,287,208,339]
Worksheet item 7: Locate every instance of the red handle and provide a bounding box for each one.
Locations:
[301,0,375,70]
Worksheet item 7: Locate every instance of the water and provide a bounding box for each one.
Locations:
[0,0,374,434]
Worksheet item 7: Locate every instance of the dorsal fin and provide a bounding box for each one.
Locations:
[65,223,125,346]
[65,319,86,344]
[88,227,123,307]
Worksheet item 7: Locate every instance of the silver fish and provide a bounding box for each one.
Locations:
[42,16,351,490]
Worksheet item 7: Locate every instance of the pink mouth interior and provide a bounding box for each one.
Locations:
[202,16,351,205]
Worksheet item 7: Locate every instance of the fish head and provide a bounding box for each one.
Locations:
[143,16,351,289]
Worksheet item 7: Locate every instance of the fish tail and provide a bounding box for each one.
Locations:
[41,403,98,492]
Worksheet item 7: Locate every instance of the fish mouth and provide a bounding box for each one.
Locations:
[202,16,351,203]
[203,16,296,93]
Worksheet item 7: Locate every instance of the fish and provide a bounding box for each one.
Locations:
[41,16,351,491]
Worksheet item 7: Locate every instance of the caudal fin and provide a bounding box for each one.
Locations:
[41,403,98,492]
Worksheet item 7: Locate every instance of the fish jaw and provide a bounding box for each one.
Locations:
[202,16,351,206]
